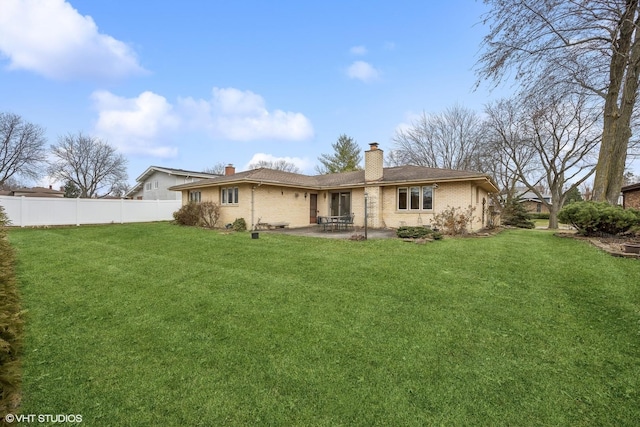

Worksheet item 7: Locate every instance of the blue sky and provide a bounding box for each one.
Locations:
[1,0,516,186]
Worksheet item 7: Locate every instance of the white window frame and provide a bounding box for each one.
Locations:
[189,191,201,203]
[221,187,239,205]
[145,182,152,191]
[397,185,433,211]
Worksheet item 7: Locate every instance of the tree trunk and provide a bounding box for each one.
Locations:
[593,1,640,205]
[593,110,630,205]
[547,187,564,230]
[548,204,559,229]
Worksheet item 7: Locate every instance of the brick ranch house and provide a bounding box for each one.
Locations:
[170,143,500,230]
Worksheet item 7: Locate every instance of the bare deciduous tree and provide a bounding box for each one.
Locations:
[0,112,47,186]
[248,159,301,173]
[203,162,227,175]
[623,170,640,185]
[391,105,485,170]
[477,0,640,204]
[48,133,128,198]
[483,99,540,201]
[485,94,601,228]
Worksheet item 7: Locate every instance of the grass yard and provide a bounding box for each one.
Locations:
[8,223,640,426]
[533,218,549,228]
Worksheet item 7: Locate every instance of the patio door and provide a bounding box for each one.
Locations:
[330,192,351,216]
[309,194,318,224]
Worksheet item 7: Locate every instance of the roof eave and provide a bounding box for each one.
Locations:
[169,173,500,193]
[376,175,499,192]
[169,178,319,191]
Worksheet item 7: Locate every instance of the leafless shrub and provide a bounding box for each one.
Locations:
[431,205,476,235]
[199,202,221,228]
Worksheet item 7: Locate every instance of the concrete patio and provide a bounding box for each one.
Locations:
[254,225,397,239]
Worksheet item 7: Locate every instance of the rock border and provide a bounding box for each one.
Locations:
[555,232,640,259]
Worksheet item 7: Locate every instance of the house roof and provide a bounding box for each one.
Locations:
[621,182,640,193]
[169,165,499,192]
[10,187,65,197]
[516,189,552,203]
[126,166,222,197]
[134,166,221,183]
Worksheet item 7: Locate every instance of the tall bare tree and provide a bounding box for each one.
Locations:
[483,99,540,200]
[485,94,601,228]
[248,159,301,173]
[0,112,47,186]
[391,105,485,170]
[48,133,128,198]
[477,0,640,204]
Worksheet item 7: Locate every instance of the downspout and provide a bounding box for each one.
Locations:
[251,182,263,231]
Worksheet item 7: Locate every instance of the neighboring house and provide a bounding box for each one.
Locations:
[516,189,552,214]
[169,143,499,230]
[621,182,640,209]
[126,166,221,200]
[2,186,65,198]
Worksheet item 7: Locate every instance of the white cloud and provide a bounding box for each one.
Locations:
[179,87,314,141]
[244,153,313,173]
[394,111,423,134]
[350,45,368,56]
[0,0,145,80]
[91,87,314,158]
[92,90,180,158]
[346,61,380,83]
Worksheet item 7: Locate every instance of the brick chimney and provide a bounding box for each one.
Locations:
[225,164,235,176]
[365,142,383,182]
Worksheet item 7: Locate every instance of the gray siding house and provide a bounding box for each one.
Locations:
[126,166,220,200]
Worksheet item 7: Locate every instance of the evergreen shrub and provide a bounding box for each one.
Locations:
[501,198,535,229]
[557,201,640,236]
[0,205,23,420]
[232,218,247,232]
[396,226,443,240]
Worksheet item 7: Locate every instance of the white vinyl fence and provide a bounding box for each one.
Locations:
[0,196,181,227]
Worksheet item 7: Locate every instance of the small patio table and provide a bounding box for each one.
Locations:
[318,215,353,231]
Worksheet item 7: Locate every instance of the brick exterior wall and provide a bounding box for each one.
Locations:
[184,184,320,228]
[380,182,490,231]
[623,187,640,209]
[181,180,493,230]
[364,147,384,182]
[522,200,550,214]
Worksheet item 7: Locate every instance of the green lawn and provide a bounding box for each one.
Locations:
[533,218,549,228]
[8,223,640,426]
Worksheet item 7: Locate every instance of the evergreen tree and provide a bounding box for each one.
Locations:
[501,197,535,229]
[563,186,583,206]
[63,180,80,198]
[316,134,362,174]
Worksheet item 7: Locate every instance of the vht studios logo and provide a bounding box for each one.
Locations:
[4,413,83,423]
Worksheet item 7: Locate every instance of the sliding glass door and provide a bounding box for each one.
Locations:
[330,192,351,216]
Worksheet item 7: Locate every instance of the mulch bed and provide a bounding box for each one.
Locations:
[555,232,640,259]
